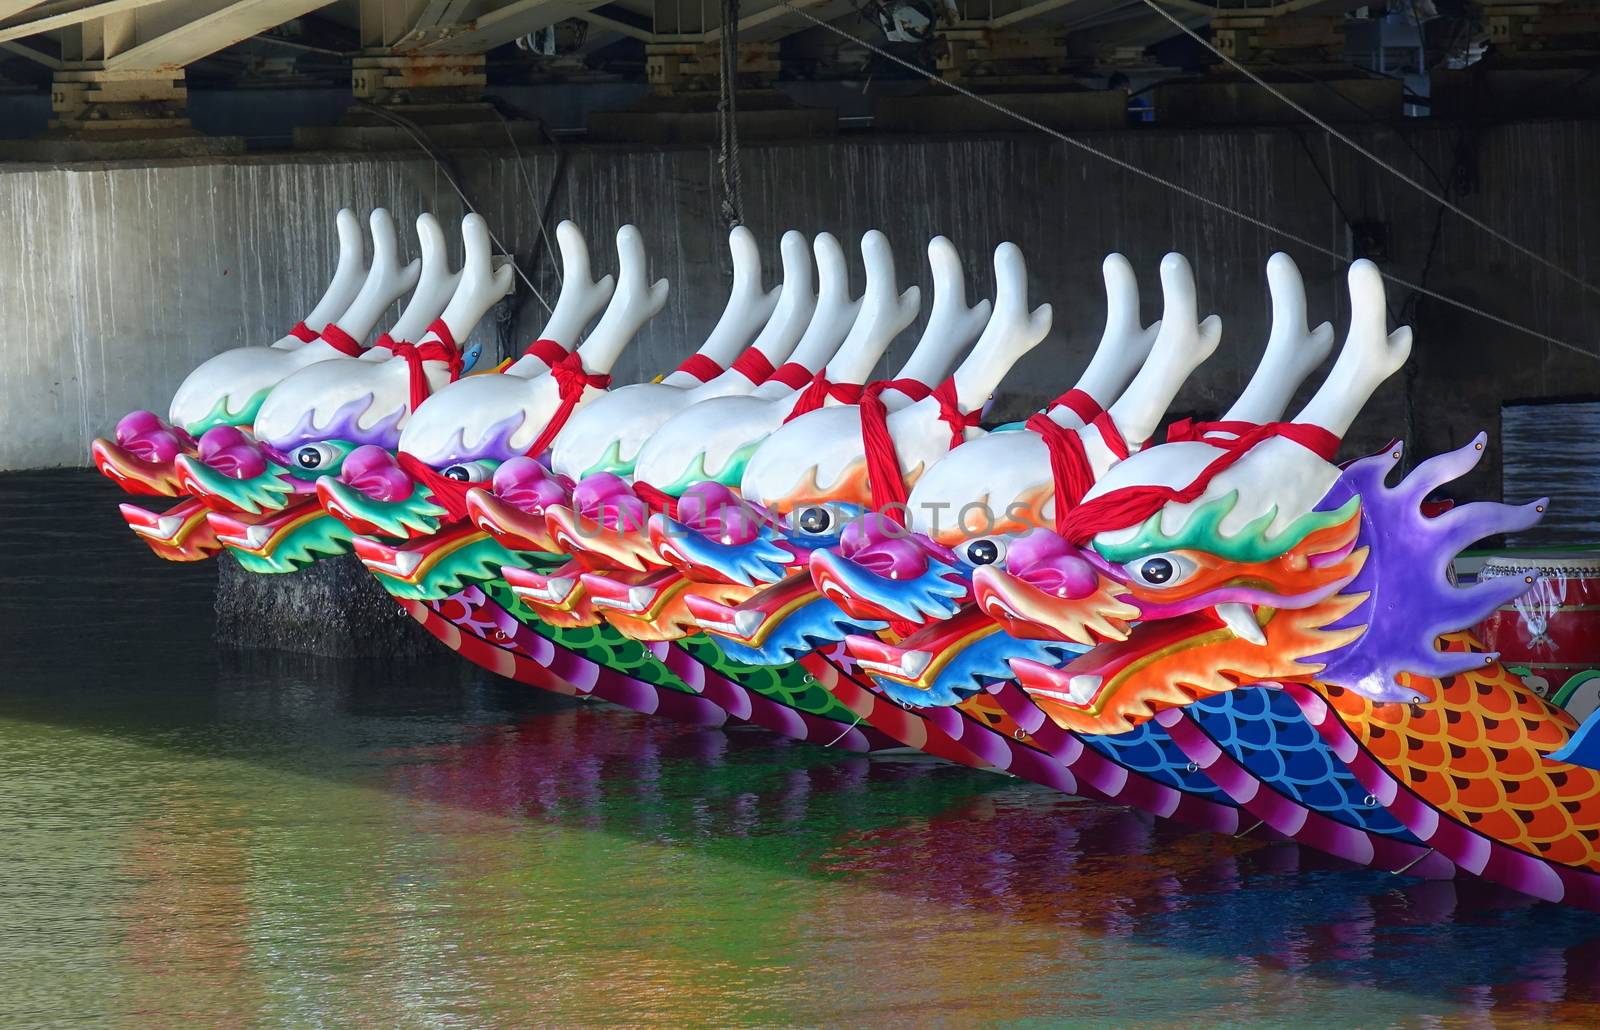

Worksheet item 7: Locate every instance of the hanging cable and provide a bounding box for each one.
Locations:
[773,0,1600,363]
[1134,0,1600,301]
[349,99,554,316]
[717,0,746,227]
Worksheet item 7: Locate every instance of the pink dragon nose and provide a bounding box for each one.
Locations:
[115,410,194,465]
[196,425,266,480]
[675,482,761,546]
[340,445,414,501]
[490,456,572,514]
[572,472,649,533]
[837,514,929,580]
[1006,530,1099,599]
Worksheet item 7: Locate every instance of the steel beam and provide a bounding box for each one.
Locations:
[103,0,337,70]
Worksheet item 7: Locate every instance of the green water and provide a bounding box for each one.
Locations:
[4,471,1600,1027]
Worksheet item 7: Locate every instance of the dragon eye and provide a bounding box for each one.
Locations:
[1125,553,1194,588]
[963,536,1007,566]
[294,443,338,470]
[441,460,495,483]
[794,506,834,535]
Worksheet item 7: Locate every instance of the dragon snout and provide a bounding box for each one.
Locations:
[195,425,267,480]
[1003,531,1099,600]
[836,515,931,580]
[674,482,762,546]
[115,410,194,465]
[339,445,414,501]
[490,456,571,515]
[571,473,650,533]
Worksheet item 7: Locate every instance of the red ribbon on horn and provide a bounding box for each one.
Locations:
[524,338,568,369]
[318,324,364,357]
[288,321,321,344]
[373,319,464,412]
[730,348,776,385]
[523,352,612,459]
[1055,421,1340,546]
[673,354,723,383]
[785,371,864,421]
[859,378,979,525]
[766,362,814,390]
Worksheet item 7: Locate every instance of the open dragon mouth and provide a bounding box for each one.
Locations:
[844,605,1084,708]
[1010,606,1264,734]
[174,453,297,516]
[316,472,446,542]
[119,497,220,561]
[579,566,756,642]
[648,514,795,586]
[466,487,561,553]
[206,497,352,573]
[970,563,1140,645]
[544,503,668,573]
[502,559,600,627]
[686,572,887,665]
[92,437,185,497]
[354,523,517,600]
[809,546,969,626]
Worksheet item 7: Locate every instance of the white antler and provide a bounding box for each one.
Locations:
[753,232,861,399]
[662,225,778,386]
[429,213,515,347]
[536,220,617,348]
[329,208,422,347]
[1223,252,1336,425]
[576,224,670,375]
[731,229,815,371]
[949,242,1053,412]
[891,236,992,387]
[1059,253,1160,417]
[1294,258,1412,439]
[1104,253,1222,446]
[822,230,920,386]
[292,207,367,344]
[388,213,462,344]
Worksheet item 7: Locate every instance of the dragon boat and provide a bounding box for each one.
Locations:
[94,213,1600,911]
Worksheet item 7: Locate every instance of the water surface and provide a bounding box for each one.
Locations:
[4,471,1600,1027]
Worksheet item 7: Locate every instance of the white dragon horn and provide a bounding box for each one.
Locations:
[890,236,992,386]
[734,229,816,372]
[294,207,368,341]
[754,232,861,399]
[1104,252,1222,446]
[1058,253,1160,418]
[1294,258,1412,439]
[428,213,515,347]
[822,229,920,385]
[1222,252,1336,424]
[328,208,423,347]
[663,224,778,385]
[949,242,1053,412]
[575,224,670,375]
[535,220,616,348]
[387,212,462,344]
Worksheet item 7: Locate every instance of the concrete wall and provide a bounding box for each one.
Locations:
[3,119,1599,502]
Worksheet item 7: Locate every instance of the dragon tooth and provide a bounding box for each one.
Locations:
[392,549,424,576]
[733,609,762,638]
[244,524,273,549]
[625,586,655,612]
[1067,673,1102,705]
[1216,602,1266,645]
[899,650,933,679]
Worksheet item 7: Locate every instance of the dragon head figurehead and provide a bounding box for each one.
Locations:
[681,239,1059,661]
[322,222,650,600]
[171,212,478,574]
[94,207,384,560]
[978,260,1543,734]
[833,253,1347,711]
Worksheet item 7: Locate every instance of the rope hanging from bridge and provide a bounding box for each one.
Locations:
[717,0,746,229]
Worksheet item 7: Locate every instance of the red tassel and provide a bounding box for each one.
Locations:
[523,352,612,459]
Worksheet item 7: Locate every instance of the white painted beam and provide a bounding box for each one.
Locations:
[413,0,608,53]
[104,0,337,70]
[0,0,168,45]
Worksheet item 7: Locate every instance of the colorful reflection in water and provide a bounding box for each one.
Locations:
[3,471,1600,1026]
